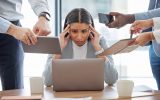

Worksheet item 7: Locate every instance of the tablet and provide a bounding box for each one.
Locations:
[22,36,61,54]
[99,38,138,56]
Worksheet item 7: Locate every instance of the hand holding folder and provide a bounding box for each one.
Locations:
[99,32,139,56]
[22,36,61,54]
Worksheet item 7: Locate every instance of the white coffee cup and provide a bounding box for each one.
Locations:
[116,80,134,97]
[30,77,44,94]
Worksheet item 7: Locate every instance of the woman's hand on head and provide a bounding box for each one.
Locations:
[89,25,101,49]
[59,24,70,51]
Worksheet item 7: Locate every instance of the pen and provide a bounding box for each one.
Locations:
[130,34,133,39]
[130,30,134,39]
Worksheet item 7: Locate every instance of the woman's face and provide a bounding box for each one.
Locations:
[69,23,90,46]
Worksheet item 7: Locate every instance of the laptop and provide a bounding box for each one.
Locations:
[52,58,105,91]
[22,36,61,54]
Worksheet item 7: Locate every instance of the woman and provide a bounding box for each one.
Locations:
[43,8,118,86]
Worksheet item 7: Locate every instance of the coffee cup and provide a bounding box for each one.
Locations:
[30,77,43,94]
[116,80,134,97]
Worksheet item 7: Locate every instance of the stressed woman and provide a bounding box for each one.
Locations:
[43,8,118,86]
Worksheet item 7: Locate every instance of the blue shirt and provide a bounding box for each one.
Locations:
[0,17,11,34]
[0,0,49,34]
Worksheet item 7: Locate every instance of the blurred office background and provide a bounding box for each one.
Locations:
[20,0,156,89]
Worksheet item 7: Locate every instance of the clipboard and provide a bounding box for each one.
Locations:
[22,36,61,54]
[99,38,139,56]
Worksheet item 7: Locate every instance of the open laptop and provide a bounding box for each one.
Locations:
[22,36,61,54]
[52,58,105,91]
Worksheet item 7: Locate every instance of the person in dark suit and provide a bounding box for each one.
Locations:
[0,0,51,90]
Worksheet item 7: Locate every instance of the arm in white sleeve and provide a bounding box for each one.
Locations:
[152,30,160,44]
[0,17,11,33]
[28,0,49,16]
[153,17,160,30]
[152,17,160,44]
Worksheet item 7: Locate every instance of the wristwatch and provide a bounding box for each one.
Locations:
[38,12,50,21]
[95,48,104,56]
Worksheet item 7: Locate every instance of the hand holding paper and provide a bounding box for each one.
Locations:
[98,38,139,56]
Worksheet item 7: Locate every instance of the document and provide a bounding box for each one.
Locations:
[1,95,42,100]
[53,97,92,100]
[99,38,139,56]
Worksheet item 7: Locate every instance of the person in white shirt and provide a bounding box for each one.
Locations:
[0,0,51,90]
[43,8,118,87]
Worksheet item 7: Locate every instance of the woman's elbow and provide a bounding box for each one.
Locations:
[43,79,53,87]
[104,71,118,85]
[104,62,118,85]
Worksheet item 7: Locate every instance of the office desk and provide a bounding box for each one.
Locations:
[0,86,160,100]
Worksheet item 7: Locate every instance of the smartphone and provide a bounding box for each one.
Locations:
[98,13,114,24]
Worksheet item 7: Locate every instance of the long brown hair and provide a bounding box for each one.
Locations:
[63,8,94,29]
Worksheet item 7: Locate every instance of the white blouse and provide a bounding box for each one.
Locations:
[72,41,87,59]
[153,17,160,44]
